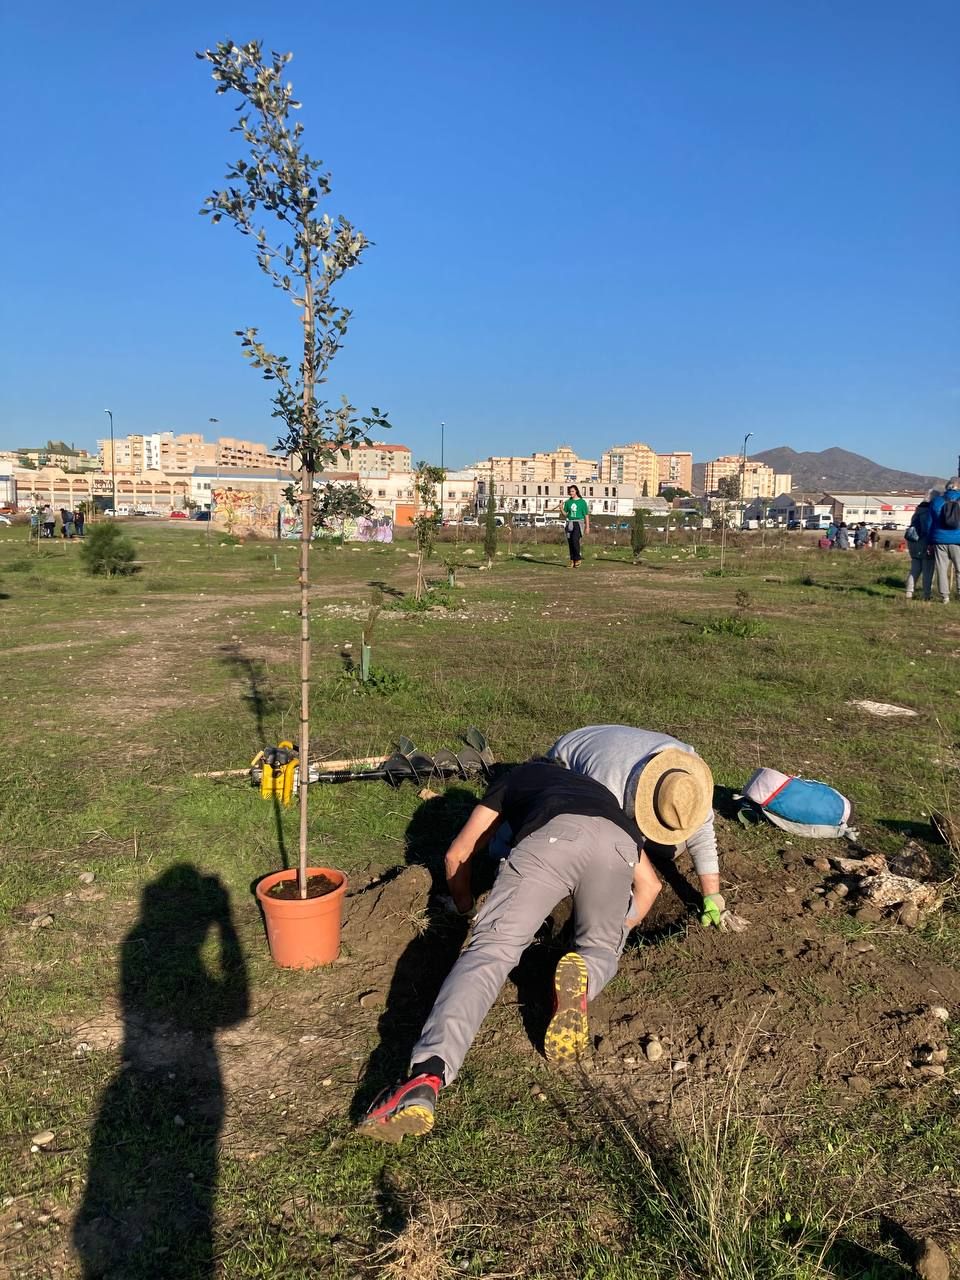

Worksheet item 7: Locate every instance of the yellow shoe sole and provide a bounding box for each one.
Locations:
[356,1104,435,1144]
[544,952,590,1064]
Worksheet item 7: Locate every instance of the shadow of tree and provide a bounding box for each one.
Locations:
[74,865,249,1279]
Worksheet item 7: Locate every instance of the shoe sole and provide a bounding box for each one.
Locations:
[544,952,590,1064]
[356,1104,435,1144]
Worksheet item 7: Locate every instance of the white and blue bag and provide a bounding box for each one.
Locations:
[742,768,856,839]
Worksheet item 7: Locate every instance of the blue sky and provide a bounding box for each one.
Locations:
[1,1,957,474]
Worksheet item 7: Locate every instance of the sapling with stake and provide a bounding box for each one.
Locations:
[200,40,389,899]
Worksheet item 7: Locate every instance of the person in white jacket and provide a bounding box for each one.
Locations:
[547,724,725,927]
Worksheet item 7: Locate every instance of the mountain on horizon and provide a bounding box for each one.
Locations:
[692,446,947,495]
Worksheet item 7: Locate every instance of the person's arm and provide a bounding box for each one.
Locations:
[444,802,501,913]
[625,851,661,929]
[583,503,590,535]
[683,813,722,912]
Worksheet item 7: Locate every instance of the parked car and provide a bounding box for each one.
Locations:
[787,519,802,530]
[882,522,898,530]
[169,510,188,519]
[193,510,212,521]
[0,514,11,526]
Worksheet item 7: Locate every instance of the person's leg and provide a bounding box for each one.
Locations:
[934,546,951,603]
[949,545,960,600]
[570,520,582,564]
[921,550,935,601]
[569,827,635,999]
[543,817,635,1063]
[407,826,576,1084]
[905,553,922,598]
[357,824,578,1141]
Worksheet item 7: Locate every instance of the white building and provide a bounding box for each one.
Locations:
[823,493,928,529]
[476,477,640,519]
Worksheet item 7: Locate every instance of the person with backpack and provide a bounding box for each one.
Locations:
[904,494,936,602]
[853,522,869,549]
[930,478,960,604]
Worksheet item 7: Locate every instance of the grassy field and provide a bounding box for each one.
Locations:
[1,520,958,1279]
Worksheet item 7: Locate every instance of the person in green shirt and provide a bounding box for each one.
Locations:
[562,485,590,567]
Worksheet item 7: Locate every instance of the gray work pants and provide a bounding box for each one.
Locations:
[409,815,637,1083]
[934,544,960,602]
[905,544,934,599]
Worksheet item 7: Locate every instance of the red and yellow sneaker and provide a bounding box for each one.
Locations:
[544,951,590,1064]
[355,1073,441,1144]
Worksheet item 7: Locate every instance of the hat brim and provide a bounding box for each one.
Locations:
[633,747,713,845]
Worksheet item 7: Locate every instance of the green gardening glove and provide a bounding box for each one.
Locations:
[700,893,726,928]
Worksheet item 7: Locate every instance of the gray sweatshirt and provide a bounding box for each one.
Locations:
[546,724,719,877]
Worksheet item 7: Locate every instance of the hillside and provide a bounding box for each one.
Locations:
[693,447,946,495]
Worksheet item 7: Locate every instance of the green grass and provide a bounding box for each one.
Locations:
[0,522,957,1277]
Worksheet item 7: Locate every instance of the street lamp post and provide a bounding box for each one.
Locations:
[440,421,445,524]
[103,409,116,515]
[738,432,753,529]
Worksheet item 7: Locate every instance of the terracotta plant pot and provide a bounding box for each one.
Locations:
[255,867,348,969]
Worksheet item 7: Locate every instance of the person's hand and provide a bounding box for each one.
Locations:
[700,893,726,927]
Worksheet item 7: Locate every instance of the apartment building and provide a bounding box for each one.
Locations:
[339,442,412,474]
[98,431,278,475]
[657,450,693,493]
[703,455,792,500]
[599,442,661,496]
[472,445,598,486]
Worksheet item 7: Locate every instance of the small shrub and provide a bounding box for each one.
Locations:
[734,588,752,612]
[7,558,33,573]
[336,667,413,697]
[80,524,138,576]
[389,588,455,613]
[700,615,766,638]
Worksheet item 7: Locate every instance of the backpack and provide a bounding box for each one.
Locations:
[742,768,855,839]
[940,499,960,531]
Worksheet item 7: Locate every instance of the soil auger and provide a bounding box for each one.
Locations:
[249,728,494,802]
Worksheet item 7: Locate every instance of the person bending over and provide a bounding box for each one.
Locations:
[357,753,711,1143]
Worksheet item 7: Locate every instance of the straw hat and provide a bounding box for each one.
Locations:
[633,748,713,844]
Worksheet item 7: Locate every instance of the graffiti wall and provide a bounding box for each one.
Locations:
[276,505,393,543]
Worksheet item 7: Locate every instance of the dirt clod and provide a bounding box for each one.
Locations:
[914,1235,950,1280]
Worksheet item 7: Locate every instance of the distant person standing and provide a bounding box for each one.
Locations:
[42,504,55,539]
[904,494,936,602]
[74,504,86,538]
[562,485,589,568]
[826,521,838,546]
[60,507,74,539]
[29,508,40,539]
[853,523,869,549]
[868,527,878,549]
[930,478,960,604]
[835,522,850,550]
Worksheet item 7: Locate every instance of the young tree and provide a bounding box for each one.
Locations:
[483,484,498,566]
[411,463,444,600]
[630,507,647,559]
[200,40,389,898]
[716,474,741,502]
[642,479,649,498]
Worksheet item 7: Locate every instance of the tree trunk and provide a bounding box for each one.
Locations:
[298,467,313,898]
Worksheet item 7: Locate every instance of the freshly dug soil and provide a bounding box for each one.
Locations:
[267,873,339,900]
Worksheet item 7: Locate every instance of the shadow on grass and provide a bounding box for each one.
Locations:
[218,642,290,867]
[74,865,248,1280]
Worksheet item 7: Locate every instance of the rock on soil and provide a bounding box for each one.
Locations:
[914,1235,950,1280]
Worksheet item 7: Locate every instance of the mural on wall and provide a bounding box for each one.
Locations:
[211,487,282,537]
[276,503,393,543]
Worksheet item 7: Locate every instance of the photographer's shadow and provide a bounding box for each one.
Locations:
[74,864,248,1279]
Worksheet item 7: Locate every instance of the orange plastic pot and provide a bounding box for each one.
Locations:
[255,867,349,969]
